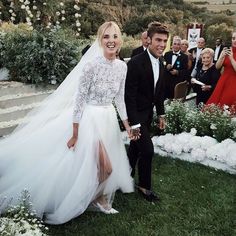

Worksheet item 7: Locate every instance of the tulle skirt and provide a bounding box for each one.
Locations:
[0,104,133,224]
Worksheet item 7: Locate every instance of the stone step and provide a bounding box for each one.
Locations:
[0,81,56,96]
[0,91,54,109]
[0,103,40,122]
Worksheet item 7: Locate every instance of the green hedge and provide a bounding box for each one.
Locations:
[0,28,82,85]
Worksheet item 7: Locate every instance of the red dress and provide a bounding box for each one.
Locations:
[206,47,236,107]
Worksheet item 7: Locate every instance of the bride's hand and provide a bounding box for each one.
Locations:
[67,137,78,149]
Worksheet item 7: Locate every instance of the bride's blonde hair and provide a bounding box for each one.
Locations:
[97,21,122,49]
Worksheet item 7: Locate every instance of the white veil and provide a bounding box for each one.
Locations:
[0,39,102,144]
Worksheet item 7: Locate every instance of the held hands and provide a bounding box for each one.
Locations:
[126,127,141,141]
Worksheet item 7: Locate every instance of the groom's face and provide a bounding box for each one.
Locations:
[148,33,168,58]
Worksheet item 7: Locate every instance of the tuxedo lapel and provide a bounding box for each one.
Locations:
[155,58,164,96]
[143,51,155,94]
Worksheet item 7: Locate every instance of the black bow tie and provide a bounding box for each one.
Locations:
[173,53,179,56]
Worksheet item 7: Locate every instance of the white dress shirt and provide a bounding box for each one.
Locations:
[214,45,221,61]
[147,49,160,89]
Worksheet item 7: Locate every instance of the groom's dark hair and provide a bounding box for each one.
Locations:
[147,21,169,39]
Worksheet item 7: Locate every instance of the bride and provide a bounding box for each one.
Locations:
[0,21,135,224]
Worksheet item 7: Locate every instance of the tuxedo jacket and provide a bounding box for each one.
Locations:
[213,45,224,62]
[163,51,189,99]
[125,50,165,126]
[164,51,189,80]
[131,46,146,58]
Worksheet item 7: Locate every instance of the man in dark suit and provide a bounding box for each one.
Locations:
[130,31,148,57]
[188,37,205,77]
[125,22,169,202]
[213,38,224,63]
[164,37,189,99]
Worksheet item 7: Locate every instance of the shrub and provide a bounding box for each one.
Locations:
[163,101,236,142]
[0,27,81,85]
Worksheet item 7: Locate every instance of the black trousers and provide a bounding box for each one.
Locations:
[128,115,154,190]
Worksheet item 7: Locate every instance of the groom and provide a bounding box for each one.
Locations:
[125,22,169,202]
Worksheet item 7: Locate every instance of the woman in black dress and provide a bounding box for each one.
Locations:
[191,48,220,105]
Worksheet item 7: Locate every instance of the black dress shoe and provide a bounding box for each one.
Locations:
[138,188,160,202]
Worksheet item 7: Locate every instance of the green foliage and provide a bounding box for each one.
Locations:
[205,23,233,47]
[0,28,80,85]
[164,101,236,142]
[165,101,189,134]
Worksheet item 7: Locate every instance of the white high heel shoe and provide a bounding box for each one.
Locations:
[94,202,119,214]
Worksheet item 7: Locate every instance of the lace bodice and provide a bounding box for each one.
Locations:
[73,56,128,123]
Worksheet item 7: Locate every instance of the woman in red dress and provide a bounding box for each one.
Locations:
[206,31,236,108]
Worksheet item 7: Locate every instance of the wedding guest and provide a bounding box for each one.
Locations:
[125,21,168,202]
[131,31,149,57]
[206,30,236,108]
[0,21,135,225]
[180,39,193,70]
[188,37,205,77]
[213,38,224,63]
[191,48,220,105]
[164,37,189,99]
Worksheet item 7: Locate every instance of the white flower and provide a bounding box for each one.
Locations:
[76,32,80,37]
[56,11,61,16]
[75,0,80,3]
[10,16,15,21]
[61,10,65,14]
[75,13,79,18]
[9,9,13,13]
[210,124,217,130]
[190,128,197,136]
[233,131,236,138]
[32,5,37,10]
[21,4,26,9]
[43,2,47,5]
[76,22,81,27]
[24,0,30,5]
[60,2,64,6]
[19,0,24,2]
[74,5,80,10]
[61,16,65,21]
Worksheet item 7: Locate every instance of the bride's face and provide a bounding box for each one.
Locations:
[101,26,121,59]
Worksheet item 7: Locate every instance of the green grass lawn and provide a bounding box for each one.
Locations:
[48,155,236,236]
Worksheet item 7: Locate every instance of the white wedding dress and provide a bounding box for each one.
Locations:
[0,41,133,224]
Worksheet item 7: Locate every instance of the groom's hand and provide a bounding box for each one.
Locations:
[130,128,141,140]
[158,117,165,130]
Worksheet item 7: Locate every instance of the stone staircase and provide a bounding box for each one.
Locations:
[0,81,56,137]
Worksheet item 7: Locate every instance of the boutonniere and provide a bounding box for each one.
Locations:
[176,60,180,68]
[163,60,167,66]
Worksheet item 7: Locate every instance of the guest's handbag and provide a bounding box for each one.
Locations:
[98,141,112,183]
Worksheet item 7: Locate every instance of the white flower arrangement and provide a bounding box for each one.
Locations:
[0,190,49,236]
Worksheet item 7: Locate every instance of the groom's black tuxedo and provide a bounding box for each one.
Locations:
[125,50,165,190]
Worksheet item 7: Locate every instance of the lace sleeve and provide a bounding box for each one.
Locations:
[114,63,128,121]
[73,62,93,123]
